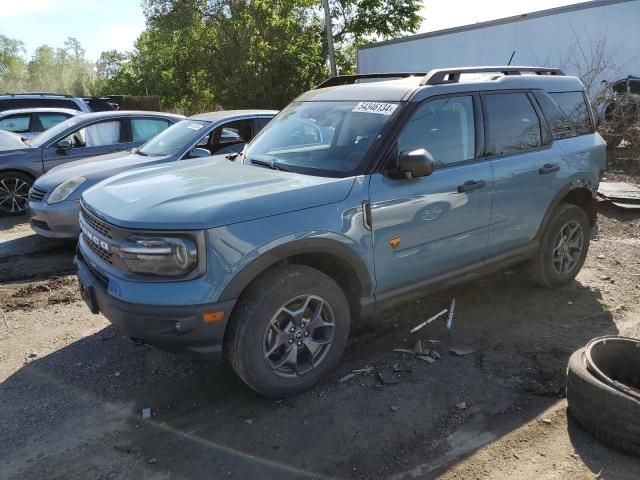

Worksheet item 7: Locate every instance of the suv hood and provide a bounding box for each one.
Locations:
[35,151,171,191]
[82,157,356,230]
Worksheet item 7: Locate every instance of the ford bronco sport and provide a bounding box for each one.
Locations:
[75,66,606,397]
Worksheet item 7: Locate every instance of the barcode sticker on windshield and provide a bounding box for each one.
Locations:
[187,123,204,130]
[352,102,398,116]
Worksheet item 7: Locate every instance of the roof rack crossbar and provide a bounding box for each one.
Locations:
[316,72,429,89]
[421,66,565,86]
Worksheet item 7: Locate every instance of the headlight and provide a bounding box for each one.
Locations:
[120,235,198,276]
[48,176,86,204]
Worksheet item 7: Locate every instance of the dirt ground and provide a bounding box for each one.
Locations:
[1,177,639,479]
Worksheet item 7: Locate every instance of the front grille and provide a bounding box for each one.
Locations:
[29,185,47,202]
[81,206,112,238]
[85,236,114,264]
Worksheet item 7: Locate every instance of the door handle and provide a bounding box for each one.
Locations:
[457,180,486,193]
[539,163,560,175]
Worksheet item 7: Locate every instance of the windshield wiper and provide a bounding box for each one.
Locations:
[250,158,289,172]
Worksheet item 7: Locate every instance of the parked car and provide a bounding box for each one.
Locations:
[0,93,91,113]
[80,97,117,112]
[28,110,276,238]
[594,75,640,149]
[75,67,606,397]
[0,108,83,140]
[0,111,183,216]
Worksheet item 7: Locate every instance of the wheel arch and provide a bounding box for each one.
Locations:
[218,238,374,319]
[0,169,36,181]
[535,184,597,239]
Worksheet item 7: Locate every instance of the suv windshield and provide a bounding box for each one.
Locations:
[138,120,209,156]
[244,100,399,176]
[30,116,83,148]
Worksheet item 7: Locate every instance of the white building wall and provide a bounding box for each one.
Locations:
[357,0,640,96]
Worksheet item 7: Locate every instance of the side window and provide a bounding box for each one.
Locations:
[484,93,541,155]
[257,117,272,131]
[210,119,253,154]
[38,112,72,130]
[549,92,594,135]
[0,114,31,133]
[533,91,575,140]
[131,118,171,142]
[398,95,475,167]
[64,120,122,148]
[47,99,82,110]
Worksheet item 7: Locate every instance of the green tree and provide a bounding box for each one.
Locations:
[0,35,27,91]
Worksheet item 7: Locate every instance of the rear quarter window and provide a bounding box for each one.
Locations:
[533,91,575,140]
[549,92,594,136]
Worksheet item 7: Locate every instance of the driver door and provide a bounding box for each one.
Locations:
[369,94,494,296]
[42,119,126,172]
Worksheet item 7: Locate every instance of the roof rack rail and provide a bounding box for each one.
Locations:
[421,66,565,86]
[316,72,429,89]
[2,92,74,98]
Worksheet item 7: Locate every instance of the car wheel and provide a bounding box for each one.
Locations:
[225,265,350,398]
[528,203,590,287]
[0,172,33,216]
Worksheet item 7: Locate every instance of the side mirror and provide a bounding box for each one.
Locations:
[188,147,210,159]
[395,149,434,179]
[56,139,72,151]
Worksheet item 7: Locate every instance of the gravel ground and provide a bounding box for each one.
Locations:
[0,190,639,479]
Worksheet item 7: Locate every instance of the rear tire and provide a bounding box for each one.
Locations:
[528,203,590,288]
[225,265,350,398]
[0,171,33,216]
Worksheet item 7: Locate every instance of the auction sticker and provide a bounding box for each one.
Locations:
[187,123,204,130]
[352,102,398,116]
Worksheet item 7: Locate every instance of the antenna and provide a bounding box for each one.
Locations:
[507,50,516,66]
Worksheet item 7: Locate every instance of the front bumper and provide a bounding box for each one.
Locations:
[28,200,81,239]
[75,252,235,358]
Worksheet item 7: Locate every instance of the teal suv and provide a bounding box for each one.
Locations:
[76,67,606,397]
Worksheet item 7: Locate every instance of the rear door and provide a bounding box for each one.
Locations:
[369,94,494,295]
[129,117,173,147]
[484,91,568,257]
[41,119,127,172]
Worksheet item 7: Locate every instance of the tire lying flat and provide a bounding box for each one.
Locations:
[567,347,640,456]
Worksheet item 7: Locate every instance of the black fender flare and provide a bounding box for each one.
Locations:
[218,237,374,302]
[534,183,597,240]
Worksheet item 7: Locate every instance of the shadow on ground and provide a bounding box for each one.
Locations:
[0,267,621,480]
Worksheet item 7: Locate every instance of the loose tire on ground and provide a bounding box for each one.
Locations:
[225,265,351,398]
[528,202,590,288]
[566,348,640,456]
[0,171,33,216]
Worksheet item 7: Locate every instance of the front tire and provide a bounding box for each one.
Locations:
[0,171,33,216]
[225,265,351,397]
[528,203,590,287]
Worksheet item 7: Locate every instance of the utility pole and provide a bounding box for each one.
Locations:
[322,0,337,77]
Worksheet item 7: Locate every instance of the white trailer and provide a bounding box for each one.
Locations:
[357,0,640,97]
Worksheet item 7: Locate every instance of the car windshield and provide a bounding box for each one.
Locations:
[138,119,210,156]
[30,116,84,148]
[244,100,399,176]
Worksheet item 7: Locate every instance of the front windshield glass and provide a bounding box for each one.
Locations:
[139,120,210,156]
[244,101,399,176]
[30,116,83,148]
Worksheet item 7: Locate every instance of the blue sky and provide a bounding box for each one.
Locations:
[1,0,587,61]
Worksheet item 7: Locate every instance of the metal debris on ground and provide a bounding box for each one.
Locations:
[410,308,448,333]
[456,402,467,410]
[598,181,640,209]
[351,366,374,374]
[416,355,436,364]
[414,340,424,354]
[431,351,442,359]
[446,298,456,330]
[390,405,400,412]
[393,348,416,354]
[450,347,476,357]
[338,373,357,383]
[142,408,152,419]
